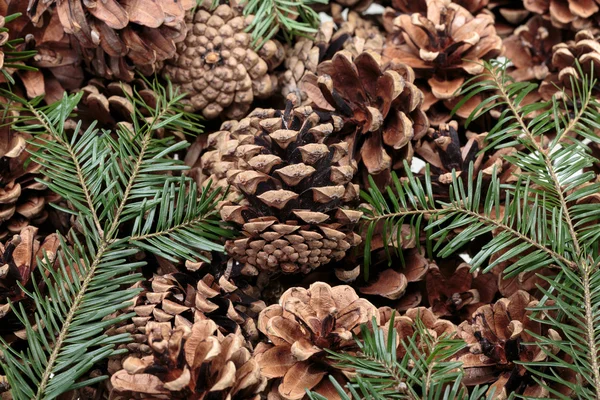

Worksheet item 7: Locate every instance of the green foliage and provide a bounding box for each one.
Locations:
[242,0,328,49]
[361,60,600,397]
[0,79,232,400]
[307,314,498,400]
[1,13,37,84]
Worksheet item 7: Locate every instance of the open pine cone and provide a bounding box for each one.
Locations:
[210,100,362,276]
[26,0,193,82]
[110,319,266,399]
[255,282,379,400]
[383,0,503,125]
[524,0,600,30]
[162,1,284,120]
[301,51,429,186]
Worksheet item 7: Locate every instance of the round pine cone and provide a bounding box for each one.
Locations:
[300,51,429,187]
[255,282,379,400]
[214,101,362,276]
[383,0,503,125]
[162,1,284,120]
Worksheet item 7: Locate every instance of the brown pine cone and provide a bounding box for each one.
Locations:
[210,99,362,276]
[383,0,503,126]
[255,282,379,400]
[503,16,567,83]
[540,29,600,99]
[26,0,193,82]
[110,319,266,399]
[162,1,284,120]
[524,0,600,30]
[300,51,429,187]
[487,0,531,36]
[279,11,385,102]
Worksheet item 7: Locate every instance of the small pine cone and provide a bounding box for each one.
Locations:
[279,12,384,103]
[383,0,503,126]
[162,1,284,120]
[503,16,567,83]
[110,319,266,399]
[26,0,193,82]
[524,0,600,30]
[301,51,429,187]
[540,29,600,99]
[0,226,59,339]
[255,282,379,400]
[216,101,362,276]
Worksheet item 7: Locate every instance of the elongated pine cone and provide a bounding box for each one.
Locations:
[279,12,385,102]
[110,319,266,399]
[213,100,362,276]
[301,51,429,186]
[255,282,379,400]
[26,0,193,82]
[383,0,503,125]
[162,1,284,120]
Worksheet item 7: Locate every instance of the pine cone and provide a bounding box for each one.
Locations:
[503,16,566,83]
[540,29,600,99]
[110,319,266,399]
[300,51,429,186]
[487,0,531,36]
[279,12,384,102]
[215,100,362,276]
[0,226,59,340]
[383,0,503,126]
[255,282,379,400]
[162,1,284,120]
[26,0,193,82]
[524,0,600,30]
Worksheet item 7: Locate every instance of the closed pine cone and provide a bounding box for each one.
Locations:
[214,99,362,276]
[26,0,193,82]
[162,1,284,120]
[279,12,385,102]
[110,319,266,399]
[300,51,429,187]
[383,0,503,126]
[540,29,600,99]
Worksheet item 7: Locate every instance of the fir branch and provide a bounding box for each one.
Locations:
[0,80,231,400]
[1,13,37,84]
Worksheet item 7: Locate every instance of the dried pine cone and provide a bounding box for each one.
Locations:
[383,0,503,125]
[503,16,567,83]
[524,0,600,30]
[255,282,379,400]
[487,0,531,36]
[301,51,429,186]
[540,29,600,99]
[110,319,266,399]
[26,0,193,82]
[213,100,362,276]
[279,12,385,102]
[162,1,284,120]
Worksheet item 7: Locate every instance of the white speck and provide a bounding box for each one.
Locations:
[410,156,426,174]
[364,3,385,15]
[459,253,472,263]
[319,12,333,23]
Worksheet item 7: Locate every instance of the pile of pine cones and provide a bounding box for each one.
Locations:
[0,0,592,398]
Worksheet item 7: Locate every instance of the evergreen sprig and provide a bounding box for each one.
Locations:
[1,13,37,84]
[0,79,232,400]
[361,61,600,397]
[308,315,497,400]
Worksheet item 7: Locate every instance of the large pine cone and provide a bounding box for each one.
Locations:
[162,1,284,120]
[279,11,385,102]
[209,100,362,276]
[383,0,503,125]
[300,51,429,186]
[255,282,379,400]
[110,319,266,399]
[26,0,193,82]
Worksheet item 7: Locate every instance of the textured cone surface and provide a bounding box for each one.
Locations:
[26,0,194,82]
[279,11,385,102]
[255,282,378,400]
[383,0,502,125]
[212,100,362,275]
[301,51,429,186]
[524,0,600,30]
[162,1,284,120]
[110,319,266,399]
